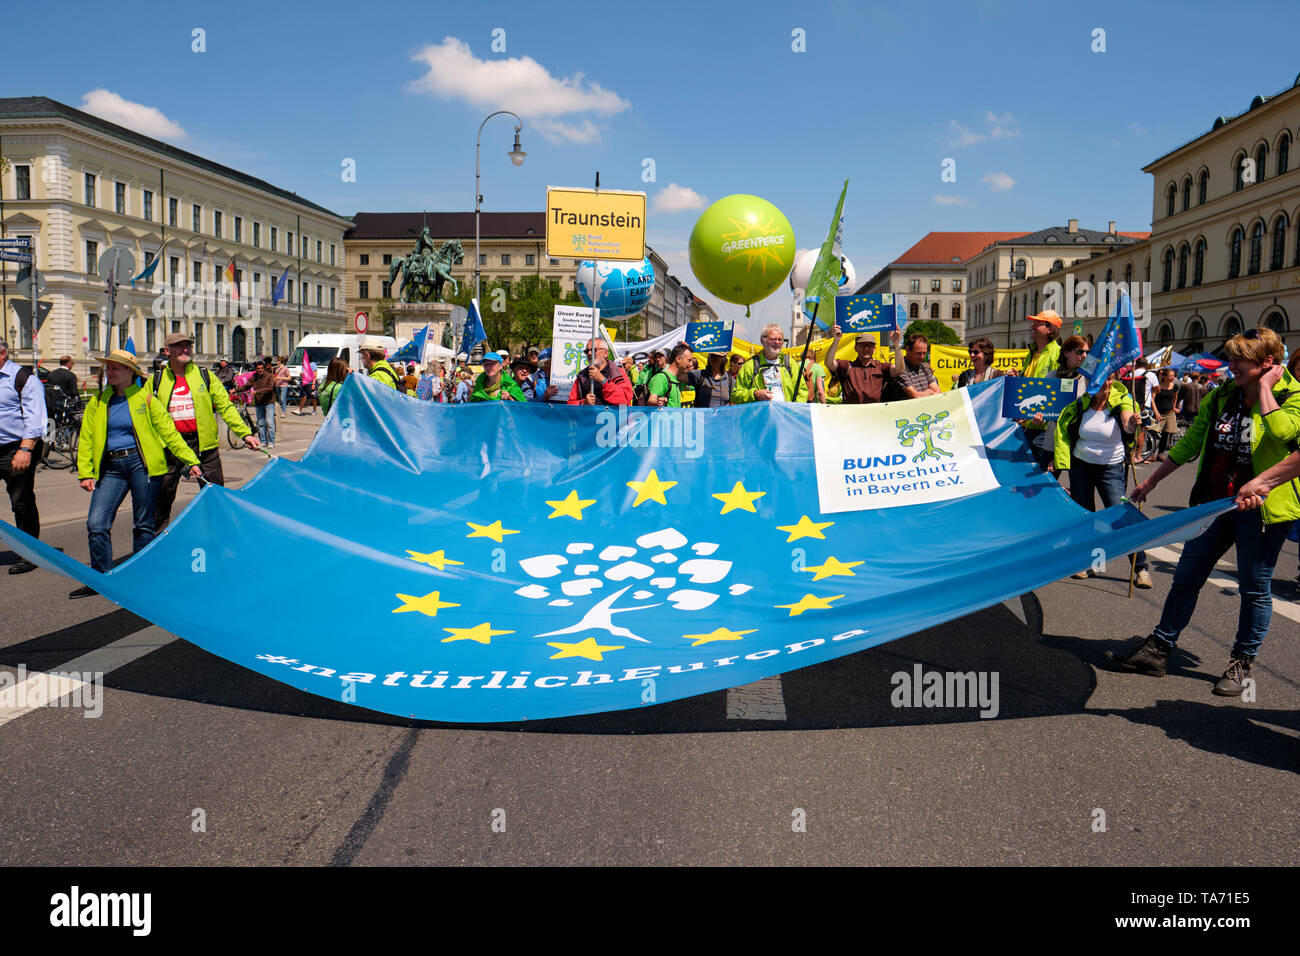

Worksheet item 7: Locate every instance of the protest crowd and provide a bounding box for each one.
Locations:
[1,302,1295,701]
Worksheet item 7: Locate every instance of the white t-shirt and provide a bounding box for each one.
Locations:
[1075,408,1125,465]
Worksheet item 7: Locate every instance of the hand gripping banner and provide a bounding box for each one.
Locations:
[0,377,1229,723]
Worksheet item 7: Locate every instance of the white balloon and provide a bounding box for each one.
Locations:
[789,249,856,294]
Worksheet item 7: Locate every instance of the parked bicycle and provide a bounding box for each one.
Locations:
[40,387,84,471]
[226,387,258,449]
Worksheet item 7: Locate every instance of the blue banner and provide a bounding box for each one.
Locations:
[1000,377,1080,420]
[1080,290,1142,394]
[835,294,902,333]
[685,321,734,353]
[0,378,1230,723]
[459,298,487,356]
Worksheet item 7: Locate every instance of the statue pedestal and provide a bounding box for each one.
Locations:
[392,301,455,359]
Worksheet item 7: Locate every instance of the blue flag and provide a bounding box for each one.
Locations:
[1000,377,1079,420]
[835,294,902,333]
[1079,291,1142,394]
[685,320,734,353]
[124,336,137,356]
[0,379,1232,723]
[389,325,429,365]
[272,266,291,307]
[459,298,488,356]
[130,255,162,286]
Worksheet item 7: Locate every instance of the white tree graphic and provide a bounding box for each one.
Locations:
[513,528,753,643]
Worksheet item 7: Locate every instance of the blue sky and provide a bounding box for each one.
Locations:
[5,0,1297,338]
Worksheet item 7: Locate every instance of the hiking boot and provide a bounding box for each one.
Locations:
[1135,569,1154,589]
[1107,634,1171,676]
[8,558,37,575]
[1212,654,1253,697]
[1072,569,1093,579]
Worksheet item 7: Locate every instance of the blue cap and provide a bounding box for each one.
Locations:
[482,351,504,364]
[537,348,552,361]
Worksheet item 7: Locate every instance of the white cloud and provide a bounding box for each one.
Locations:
[79,89,186,140]
[979,171,1015,192]
[946,112,1020,147]
[984,111,1020,140]
[946,120,983,148]
[408,37,629,144]
[651,183,707,215]
[932,195,971,206]
[1129,121,1149,136]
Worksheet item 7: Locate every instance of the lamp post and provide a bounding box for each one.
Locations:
[475,111,526,305]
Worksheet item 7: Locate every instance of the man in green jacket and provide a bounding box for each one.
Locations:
[1114,327,1300,695]
[647,344,694,407]
[471,352,525,402]
[1021,309,1064,466]
[732,324,810,404]
[361,340,402,389]
[149,332,259,529]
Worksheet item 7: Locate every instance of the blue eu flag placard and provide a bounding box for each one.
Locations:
[686,321,733,353]
[835,294,902,333]
[1001,377,1080,420]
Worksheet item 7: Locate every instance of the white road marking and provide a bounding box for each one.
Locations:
[0,626,176,728]
[1001,596,1027,625]
[726,676,787,721]
[1145,545,1300,625]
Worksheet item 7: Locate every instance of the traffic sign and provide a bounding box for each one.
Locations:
[0,249,32,264]
[354,311,368,334]
[0,237,32,248]
[16,266,47,300]
[545,185,647,262]
[97,246,135,284]
[10,299,53,333]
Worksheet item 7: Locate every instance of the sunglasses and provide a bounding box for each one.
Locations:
[1071,347,1090,355]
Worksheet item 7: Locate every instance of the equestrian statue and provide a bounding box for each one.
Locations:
[387,227,464,303]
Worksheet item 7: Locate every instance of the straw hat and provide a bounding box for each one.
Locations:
[95,349,144,378]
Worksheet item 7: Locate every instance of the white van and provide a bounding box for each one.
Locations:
[287,333,398,383]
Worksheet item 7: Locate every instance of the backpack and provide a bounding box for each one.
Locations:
[632,371,653,406]
[372,364,402,388]
[643,370,681,407]
[153,366,211,405]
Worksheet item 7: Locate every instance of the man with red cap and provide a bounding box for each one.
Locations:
[1021,308,1064,467]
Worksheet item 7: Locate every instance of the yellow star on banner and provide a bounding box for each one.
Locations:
[405,549,463,571]
[546,490,597,520]
[776,515,835,542]
[712,481,766,515]
[626,470,677,507]
[683,627,757,647]
[466,520,519,542]
[775,593,845,617]
[803,556,864,581]
[547,637,625,661]
[393,591,461,617]
[442,622,515,645]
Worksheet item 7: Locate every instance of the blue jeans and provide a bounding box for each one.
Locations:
[87,450,161,573]
[1069,458,1146,571]
[1154,510,1294,657]
[277,385,289,412]
[256,404,275,444]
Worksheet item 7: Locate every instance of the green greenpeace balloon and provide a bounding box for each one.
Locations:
[689,195,796,314]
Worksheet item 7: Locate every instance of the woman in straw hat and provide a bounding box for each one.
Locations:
[72,349,201,597]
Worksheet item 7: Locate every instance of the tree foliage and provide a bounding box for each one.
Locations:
[903,319,962,347]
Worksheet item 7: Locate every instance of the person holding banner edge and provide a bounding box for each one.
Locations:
[1110,327,1300,695]
[1019,310,1064,466]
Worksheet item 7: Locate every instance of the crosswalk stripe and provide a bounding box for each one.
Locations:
[0,626,177,728]
[725,676,787,721]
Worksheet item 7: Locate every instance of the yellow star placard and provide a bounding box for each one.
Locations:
[405,549,464,571]
[393,591,461,617]
[776,515,834,542]
[466,520,519,542]
[712,481,766,515]
[546,490,597,521]
[547,637,625,661]
[626,470,677,507]
[775,593,844,617]
[442,622,514,645]
[682,626,756,647]
[802,556,863,581]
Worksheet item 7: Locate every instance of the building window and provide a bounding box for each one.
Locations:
[253,272,261,297]
[1229,228,1242,278]
[382,253,392,265]
[1181,178,1191,211]
[951,303,961,320]
[1272,215,1288,271]
[272,329,280,356]
[909,303,919,319]
[330,287,336,309]
[192,261,202,284]
[480,255,488,266]
[213,210,222,238]
[1014,259,1026,280]
[360,253,370,265]
[573,259,581,266]
[146,318,157,353]
[930,279,940,292]
[255,329,263,357]
[171,320,181,334]
[286,281,293,304]
[253,222,261,247]
[287,231,294,255]
[501,254,511,266]
[1279,134,1291,177]
[1124,262,1133,287]
[169,197,178,226]
[381,280,392,298]
[302,235,308,258]
[909,279,920,293]
[359,280,369,299]
[216,323,224,356]
[1165,183,1176,217]
[1248,222,1264,274]
[1255,144,1268,183]
[85,240,98,275]
[1162,249,1173,291]
[549,258,559,266]
[84,172,96,206]
[169,256,179,284]
[929,302,939,319]
[316,240,322,262]
[300,281,307,305]
[525,254,535,266]
[142,189,153,221]
[1198,170,1208,205]
[316,284,322,306]
[1177,245,1188,289]
[88,314,100,351]
[194,322,205,354]
[14,165,31,199]
[115,181,126,214]
[234,217,242,243]
[1193,239,1205,286]
[271,227,277,252]
[330,244,336,265]
[951,279,962,293]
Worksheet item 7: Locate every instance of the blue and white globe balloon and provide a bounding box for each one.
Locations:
[575,258,656,319]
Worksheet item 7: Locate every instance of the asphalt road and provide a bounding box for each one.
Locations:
[1,439,1296,867]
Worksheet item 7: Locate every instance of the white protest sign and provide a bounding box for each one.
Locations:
[549,305,599,402]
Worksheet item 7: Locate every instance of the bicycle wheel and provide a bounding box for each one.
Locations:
[226,419,243,449]
[46,426,74,470]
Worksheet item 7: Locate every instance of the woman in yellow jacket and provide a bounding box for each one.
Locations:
[73,350,200,597]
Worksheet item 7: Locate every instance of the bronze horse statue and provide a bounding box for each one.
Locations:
[388,230,464,303]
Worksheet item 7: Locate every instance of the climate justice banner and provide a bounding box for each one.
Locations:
[0,376,1228,724]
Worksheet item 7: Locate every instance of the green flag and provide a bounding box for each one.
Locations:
[802,179,848,331]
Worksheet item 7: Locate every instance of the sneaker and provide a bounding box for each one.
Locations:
[1071,569,1093,579]
[1106,634,1171,676]
[1212,654,1253,697]
[69,585,97,599]
[1135,569,1154,589]
[8,558,37,575]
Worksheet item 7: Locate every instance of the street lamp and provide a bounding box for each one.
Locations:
[475,111,525,304]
